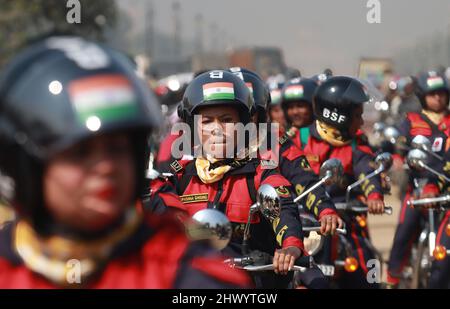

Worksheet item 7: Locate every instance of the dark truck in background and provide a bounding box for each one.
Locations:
[228,47,287,80]
[190,47,287,80]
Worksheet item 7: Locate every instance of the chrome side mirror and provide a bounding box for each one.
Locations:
[294,159,343,204]
[243,184,280,254]
[383,126,400,144]
[406,149,428,171]
[191,209,232,250]
[411,135,431,152]
[255,184,281,222]
[373,122,386,135]
[411,135,444,161]
[375,152,393,172]
[319,158,344,185]
[407,149,450,183]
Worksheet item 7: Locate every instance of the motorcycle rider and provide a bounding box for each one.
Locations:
[0,36,249,288]
[287,76,386,288]
[281,77,318,132]
[389,76,422,124]
[166,70,305,288]
[428,149,450,288]
[228,68,341,288]
[267,84,287,132]
[229,67,342,236]
[387,71,450,287]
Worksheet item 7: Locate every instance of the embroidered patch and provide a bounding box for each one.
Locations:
[299,157,311,169]
[180,193,209,204]
[170,160,183,173]
[306,154,320,163]
[432,137,443,152]
[276,225,288,246]
[261,159,278,169]
[279,134,289,145]
[275,186,290,198]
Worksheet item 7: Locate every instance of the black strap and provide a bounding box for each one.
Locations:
[246,173,257,203]
[420,113,445,139]
[208,179,224,210]
[177,161,195,195]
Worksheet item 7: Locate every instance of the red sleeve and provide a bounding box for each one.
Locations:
[261,174,291,187]
[392,153,404,163]
[367,192,384,201]
[318,208,338,219]
[282,236,304,250]
[281,143,305,161]
[422,184,440,195]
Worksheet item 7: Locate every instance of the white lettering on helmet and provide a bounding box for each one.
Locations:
[209,71,224,79]
[322,108,346,123]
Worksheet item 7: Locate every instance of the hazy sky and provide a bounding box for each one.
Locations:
[119,0,450,75]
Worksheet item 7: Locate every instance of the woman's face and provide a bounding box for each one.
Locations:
[269,105,286,128]
[196,105,241,159]
[286,101,313,128]
[425,90,449,113]
[43,133,136,233]
[348,105,364,137]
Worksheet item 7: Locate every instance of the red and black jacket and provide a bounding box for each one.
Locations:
[396,112,450,195]
[273,129,337,219]
[289,123,384,203]
[166,158,304,257]
[0,214,250,288]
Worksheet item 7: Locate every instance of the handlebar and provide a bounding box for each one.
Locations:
[302,226,347,235]
[236,264,307,272]
[334,203,393,215]
[406,195,450,207]
[224,254,314,272]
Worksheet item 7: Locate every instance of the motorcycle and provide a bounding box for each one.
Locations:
[295,153,393,288]
[401,148,450,288]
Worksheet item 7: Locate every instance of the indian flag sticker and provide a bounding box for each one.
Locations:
[427,76,444,89]
[271,90,282,104]
[68,74,139,125]
[284,85,304,99]
[202,82,235,101]
[245,82,254,94]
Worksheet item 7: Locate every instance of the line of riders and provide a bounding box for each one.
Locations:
[0,35,449,289]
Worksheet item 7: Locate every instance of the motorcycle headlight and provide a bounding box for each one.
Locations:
[304,231,324,256]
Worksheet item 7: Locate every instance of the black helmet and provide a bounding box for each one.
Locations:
[281,78,318,125]
[179,70,254,125]
[281,78,318,107]
[313,76,369,130]
[415,71,450,108]
[228,67,270,123]
[0,36,162,234]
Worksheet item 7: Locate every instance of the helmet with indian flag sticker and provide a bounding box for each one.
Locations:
[415,71,449,108]
[0,36,162,233]
[228,67,270,123]
[179,70,254,126]
[281,77,318,126]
